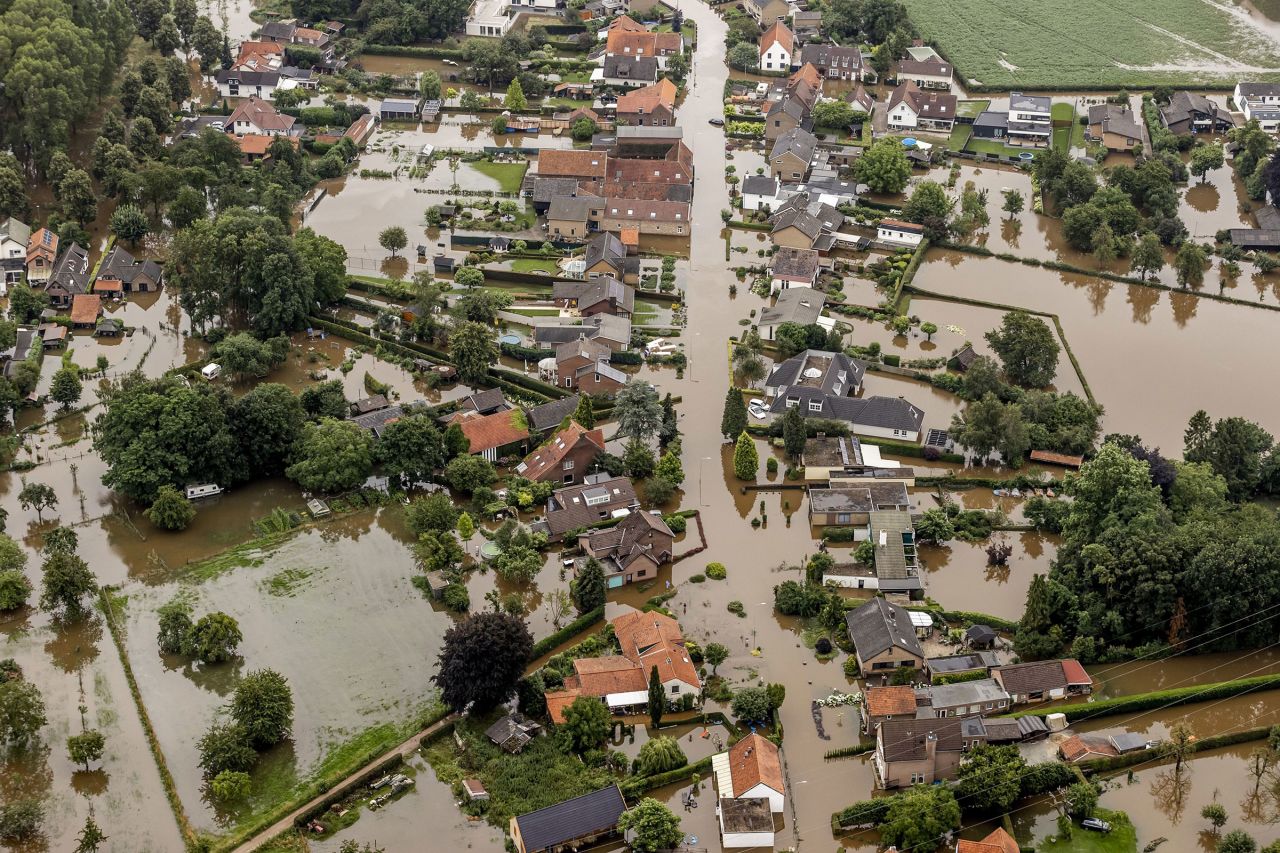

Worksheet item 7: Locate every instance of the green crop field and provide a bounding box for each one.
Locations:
[902,0,1280,90]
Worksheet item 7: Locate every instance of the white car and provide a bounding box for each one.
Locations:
[748,401,768,420]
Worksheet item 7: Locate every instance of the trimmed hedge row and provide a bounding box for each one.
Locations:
[858,436,965,465]
[619,755,714,798]
[530,606,604,660]
[934,609,1021,633]
[1080,726,1269,776]
[824,742,875,760]
[1013,673,1280,723]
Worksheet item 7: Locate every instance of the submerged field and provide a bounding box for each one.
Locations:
[902,0,1280,89]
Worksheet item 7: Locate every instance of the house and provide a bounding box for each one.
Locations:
[25,228,57,285]
[555,336,627,396]
[583,232,637,282]
[877,219,924,248]
[614,78,677,126]
[744,0,789,27]
[742,174,781,212]
[1161,91,1236,134]
[971,110,1011,144]
[552,277,634,317]
[484,713,542,753]
[232,40,284,72]
[47,243,91,308]
[459,388,513,417]
[759,20,794,71]
[534,313,631,352]
[595,54,659,88]
[769,246,820,292]
[3,328,35,378]
[37,324,68,348]
[764,346,859,397]
[765,358,925,440]
[1001,92,1052,147]
[806,483,911,527]
[351,394,390,416]
[540,474,638,539]
[515,420,606,485]
[791,10,822,41]
[847,83,875,116]
[712,733,784,848]
[957,828,1022,853]
[1087,103,1147,153]
[801,435,913,484]
[0,218,32,288]
[96,245,162,293]
[1059,735,1119,764]
[874,716,964,788]
[863,685,919,732]
[535,149,609,187]
[757,290,826,341]
[578,509,674,587]
[918,678,1011,719]
[547,194,603,240]
[524,396,580,438]
[846,597,925,674]
[1234,82,1280,131]
[716,798,774,850]
[799,44,865,81]
[597,198,691,236]
[349,405,409,438]
[95,317,124,337]
[227,98,298,136]
[886,81,956,132]
[379,98,420,121]
[768,127,818,181]
[466,0,515,37]
[769,195,843,248]
[542,609,700,721]
[991,659,1092,705]
[444,408,530,461]
[896,56,952,90]
[70,294,102,329]
[867,509,920,591]
[509,785,626,853]
[764,95,814,143]
[215,69,280,99]
[926,651,999,683]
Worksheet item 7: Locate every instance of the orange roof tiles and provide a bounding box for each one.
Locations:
[789,63,822,91]
[536,149,608,179]
[613,609,700,690]
[606,29,683,56]
[760,20,794,56]
[864,685,918,718]
[235,134,297,156]
[607,14,647,33]
[516,421,604,481]
[1061,658,1092,686]
[93,279,123,293]
[728,732,784,797]
[70,294,101,325]
[457,409,530,454]
[616,78,677,115]
[1059,735,1117,763]
[619,228,639,247]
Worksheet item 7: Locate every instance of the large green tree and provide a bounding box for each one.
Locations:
[879,785,961,851]
[955,744,1025,810]
[617,799,682,853]
[721,388,747,440]
[573,557,606,614]
[230,383,306,475]
[562,694,611,752]
[985,311,1059,388]
[614,381,663,443]
[432,612,532,713]
[853,137,912,194]
[448,322,497,385]
[230,669,293,749]
[285,419,374,493]
[0,678,46,744]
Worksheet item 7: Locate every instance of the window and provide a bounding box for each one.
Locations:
[808,400,823,412]
[565,377,572,387]
[670,685,679,693]
[833,382,842,396]
[786,397,800,408]
[563,460,575,471]
[564,473,574,483]
[836,513,851,524]
[910,772,926,784]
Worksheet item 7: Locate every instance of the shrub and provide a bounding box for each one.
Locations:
[843,656,860,678]
[689,574,706,583]
[442,583,470,612]
[727,600,745,617]
[705,563,727,580]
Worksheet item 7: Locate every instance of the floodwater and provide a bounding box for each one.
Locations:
[919,532,1059,621]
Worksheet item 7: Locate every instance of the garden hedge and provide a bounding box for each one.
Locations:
[530,607,604,660]
[1013,673,1280,723]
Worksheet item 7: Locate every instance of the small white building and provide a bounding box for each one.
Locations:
[713,731,785,848]
[741,174,781,211]
[1234,82,1280,132]
[759,21,794,72]
[466,0,515,37]
[877,219,924,247]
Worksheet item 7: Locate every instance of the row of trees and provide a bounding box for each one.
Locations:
[197,669,294,802]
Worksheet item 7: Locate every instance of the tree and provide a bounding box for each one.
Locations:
[1190,143,1224,183]
[185,612,242,663]
[727,42,759,71]
[0,679,46,744]
[74,814,107,853]
[191,17,223,70]
[67,729,106,770]
[51,367,83,410]
[230,382,305,475]
[573,557,606,614]
[300,380,348,421]
[18,482,57,522]
[419,70,442,99]
[704,642,728,674]
[173,0,197,43]
[903,181,951,224]
[154,13,181,54]
[449,321,497,385]
[1066,780,1099,818]
[285,419,374,493]
[614,382,663,443]
[454,266,485,289]
[733,431,758,480]
[1175,241,1207,288]
[433,612,533,712]
[731,686,771,723]
[377,415,445,484]
[617,799,682,853]
[920,321,938,341]
[210,769,252,802]
[571,117,598,141]
[444,455,496,493]
[1131,231,1165,280]
[636,735,686,775]
[197,722,256,777]
[0,570,32,611]
[647,665,665,728]
[654,449,684,486]
[1092,222,1116,267]
[379,226,407,258]
[231,669,293,749]
[781,403,806,461]
[1002,189,1025,220]
[573,395,596,429]
[1201,802,1228,832]
[504,78,527,111]
[562,694,611,751]
[40,550,95,618]
[169,186,207,230]
[110,204,149,246]
[914,508,955,543]
[454,289,513,324]
[879,785,961,852]
[214,333,289,380]
[1220,831,1258,853]
[985,311,1059,388]
[812,99,855,129]
[405,493,458,537]
[156,598,193,654]
[456,512,475,542]
[59,170,98,224]
[956,744,1025,811]
[854,137,912,194]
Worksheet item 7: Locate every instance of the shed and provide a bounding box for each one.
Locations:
[462,779,489,802]
[379,98,421,121]
[95,317,124,337]
[908,610,933,637]
[306,498,330,517]
[965,623,998,649]
[1109,732,1152,754]
[1029,450,1083,468]
[509,784,626,853]
[424,570,450,599]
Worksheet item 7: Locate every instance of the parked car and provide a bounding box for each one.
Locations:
[748,401,768,420]
[708,117,725,126]
[1081,818,1112,833]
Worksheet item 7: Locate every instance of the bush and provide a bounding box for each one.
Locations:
[705,563,727,580]
[1015,674,1280,723]
[727,600,745,617]
[663,514,686,534]
[689,574,706,583]
[843,656,860,678]
[442,583,470,612]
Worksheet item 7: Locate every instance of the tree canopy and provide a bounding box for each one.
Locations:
[433,612,533,712]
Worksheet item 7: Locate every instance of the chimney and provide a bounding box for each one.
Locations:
[925,731,937,768]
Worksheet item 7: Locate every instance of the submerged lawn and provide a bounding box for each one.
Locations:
[1037,810,1138,853]
[468,160,529,193]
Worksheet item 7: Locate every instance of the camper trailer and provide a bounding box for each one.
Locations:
[202,363,222,380]
[185,483,224,500]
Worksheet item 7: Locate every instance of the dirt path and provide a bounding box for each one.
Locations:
[228,713,458,853]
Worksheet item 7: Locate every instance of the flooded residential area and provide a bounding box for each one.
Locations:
[8,0,1280,852]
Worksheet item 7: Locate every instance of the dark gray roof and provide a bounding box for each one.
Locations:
[897,57,951,78]
[1109,732,1151,753]
[1228,228,1280,248]
[878,716,962,762]
[602,55,659,81]
[846,597,923,660]
[461,388,509,415]
[49,243,91,294]
[928,651,997,674]
[526,395,581,433]
[528,176,586,204]
[771,246,819,279]
[765,348,860,392]
[808,483,909,513]
[768,391,925,432]
[973,110,1009,131]
[351,394,390,415]
[215,69,280,86]
[743,174,779,197]
[379,98,420,113]
[548,194,601,222]
[259,20,296,39]
[614,125,682,140]
[1237,82,1280,99]
[534,314,631,348]
[768,95,811,124]
[1008,92,1050,113]
[0,218,31,246]
[552,277,634,314]
[1088,103,1143,140]
[759,290,825,328]
[769,127,818,165]
[770,194,844,239]
[1257,206,1280,230]
[981,717,1023,742]
[97,245,162,285]
[484,713,541,750]
[965,624,997,643]
[922,677,1008,710]
[799,43,862,71]
[584,233,626,272]
[544,476,637,536]
[994,660,1068,695]
[803,435,864,467]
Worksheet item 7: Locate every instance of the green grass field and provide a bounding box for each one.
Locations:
[508,257,557,274]
[955,99,990,119]
[1038,810,1137,853]
[902,0,1280,89]
[467,160,529,193]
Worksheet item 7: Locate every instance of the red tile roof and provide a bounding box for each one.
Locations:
[616,79,677,116]
[235,133,299,156]
[728,732,784,797]
[865,685,917,717]
[1060,658,1092,687]
[537,149,609,179]
[1059,735,1117,763]
[760,20,794,56]
[789,63,822,92]
[516,421,604,481]
[70,294,101,325]
[612,609,700,690]
[456,409,530,454]
[958,828,1021,853]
